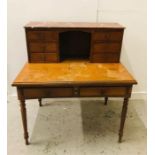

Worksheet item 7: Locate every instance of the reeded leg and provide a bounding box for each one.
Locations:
[38,98,42,107]
[118,97,129,143]
[19,99,29,145]
[104,97,108,105]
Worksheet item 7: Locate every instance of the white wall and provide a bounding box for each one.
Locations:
[8,0,146,99]
[98,0,147,99]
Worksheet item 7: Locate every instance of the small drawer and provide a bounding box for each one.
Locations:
[93,43,121,53]
[108,31,123,41]
[80,87,128,97]
[30,53,44,63]
[29,42,45,53]
[44,31,58,41]
[27,31,44,41]
[44,42,58,53]
[93,32,107,41]
[93,30,123,42]
[91,53,120,63]
[44,53,58,62]
[23,87,73,99]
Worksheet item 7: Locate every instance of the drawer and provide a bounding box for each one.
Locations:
[93,43,121,53]
[29,42,58,53]
[44,53,58,62]
[30,53,44,63]
[27,30,58,42]
[93,30,123,42]
[44,42,58,53]
[80,87,128,97]
[44,31,58,41]
[91,53,119,63]
[27,31,44,41]
[23,87,73,99]
[80,87,102,96]
[29,42,44,53]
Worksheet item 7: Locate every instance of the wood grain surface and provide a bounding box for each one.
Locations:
[12,61,137,86]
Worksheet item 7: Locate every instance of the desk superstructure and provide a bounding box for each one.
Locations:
[12,22,137,145]
[25,22,124,63]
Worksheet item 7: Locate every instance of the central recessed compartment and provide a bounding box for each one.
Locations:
[59,31,91,61]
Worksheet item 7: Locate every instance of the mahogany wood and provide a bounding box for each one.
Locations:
[12,61,137,144]
[38,98,42,107]
[12,62,137,86]
[104,97,108,105]
[12,22,138,145]
[17,88,29,145]
[119,97,129,142]
[25,22,124,63]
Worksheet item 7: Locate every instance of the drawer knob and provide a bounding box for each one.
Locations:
[74,87,78,91]
[74,87,79,96]
[74,91,78,94]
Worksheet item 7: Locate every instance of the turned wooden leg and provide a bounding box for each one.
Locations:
[19,99,29,145]
[118,97,129,143]
[104,97,108,105]
[38,98,42,107]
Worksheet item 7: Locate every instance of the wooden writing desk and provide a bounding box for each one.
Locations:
[12,22,137,145]
[12,61,137,145]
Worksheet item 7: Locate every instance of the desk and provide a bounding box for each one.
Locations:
[12,61,137,145]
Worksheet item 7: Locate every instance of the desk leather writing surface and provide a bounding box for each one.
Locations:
[13,61,137,86]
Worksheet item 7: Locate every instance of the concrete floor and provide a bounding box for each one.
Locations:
[8,97,146,155]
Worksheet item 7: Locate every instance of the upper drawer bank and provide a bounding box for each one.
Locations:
[25,22,125,63]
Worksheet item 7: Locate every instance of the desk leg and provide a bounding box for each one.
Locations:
[118,97,129,143]
[38,98,42,107]
[104,97,108,105]
[19,99,29,145]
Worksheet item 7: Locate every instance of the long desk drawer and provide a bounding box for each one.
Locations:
[80,86,129,97]
[23,87,73,99]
